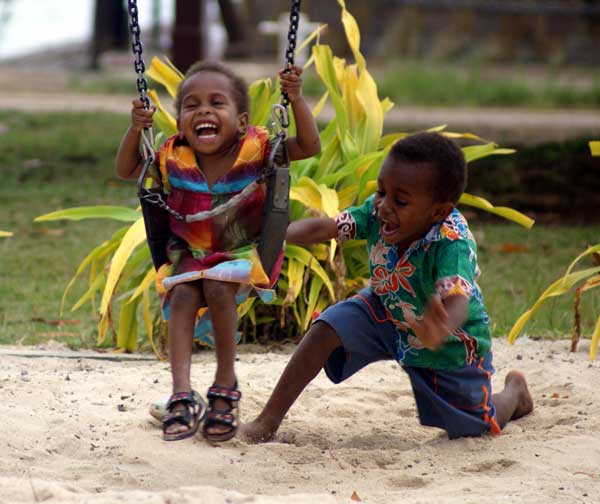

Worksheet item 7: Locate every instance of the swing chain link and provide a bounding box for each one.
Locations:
[127,0,149,110]
[141,190,185,221]
[127,0,154,161]
[280,0,302,121]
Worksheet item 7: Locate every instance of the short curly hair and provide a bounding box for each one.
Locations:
[388,132,467,204]
[174,61,248,118]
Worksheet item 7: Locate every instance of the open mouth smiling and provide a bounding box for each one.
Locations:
[379,217,399,237]
[195,121,219,140]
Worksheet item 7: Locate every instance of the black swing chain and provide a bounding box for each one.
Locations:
[126,0,300,222]
[280,0,302,115]
[127,1,150,111]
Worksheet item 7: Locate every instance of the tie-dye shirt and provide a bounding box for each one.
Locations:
[336,195,491,370]
[154,126,282,345]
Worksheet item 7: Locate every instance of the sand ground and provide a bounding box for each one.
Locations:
[1,337,599,503]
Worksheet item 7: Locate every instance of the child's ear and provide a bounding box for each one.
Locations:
[432,202,454,222]
[237,112,249,135]
[176,118,184,139]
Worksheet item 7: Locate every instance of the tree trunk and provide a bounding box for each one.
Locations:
[217,0,249,57]
[90,0,128,70]
[172,0,204,73]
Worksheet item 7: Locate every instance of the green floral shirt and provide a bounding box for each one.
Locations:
[336,195,491,370]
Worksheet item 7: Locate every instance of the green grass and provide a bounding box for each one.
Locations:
[0,110,598,349]
[69,62,600,109]
[303,62,600,109]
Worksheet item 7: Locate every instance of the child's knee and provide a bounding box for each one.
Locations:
[304,321,342,350]
[170,282,203,308]
[202,279,237,307]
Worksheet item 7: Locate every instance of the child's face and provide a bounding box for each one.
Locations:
[374,158,452,248]
[177,71,248,155]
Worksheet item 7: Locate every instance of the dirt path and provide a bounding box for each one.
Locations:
[1,63,598,145]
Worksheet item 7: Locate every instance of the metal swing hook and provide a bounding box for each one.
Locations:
[271,103,290,139]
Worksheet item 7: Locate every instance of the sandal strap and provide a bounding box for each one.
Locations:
[166,390,200,409]
[207,385,241,403]
[206,409,238,427]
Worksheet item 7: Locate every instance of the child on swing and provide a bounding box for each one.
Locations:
[116,61,320,442]
[242,132,533,442]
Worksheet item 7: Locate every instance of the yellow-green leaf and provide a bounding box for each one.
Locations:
[148,89,177,137]
[117,298,139,352]
[459,193,534,229]
[71,272,105,312]
[563,244,600,279]
[296,23,327,56]
[100,218,147,317]
[462,143,515,163]
[285,245,335,300]
[283,258,305,305]
[589,141,600,156]
[379,132,409,149]
[0,231,12,237]
[129,267,156,302]
[312,91,329,118]
[237,297,256,318]
[248,78,273,127]
[337,0,366,71]
[303,276,324,330]
[317,184,340,218]
[589,315,600,360]
[35,206,140,223]
[508,266,600,344]
[147,56,182,98]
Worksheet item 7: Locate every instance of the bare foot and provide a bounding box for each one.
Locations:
[238,418,279,444]
[505,370,534,420]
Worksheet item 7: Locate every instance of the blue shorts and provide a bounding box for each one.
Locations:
[318,288,501,439]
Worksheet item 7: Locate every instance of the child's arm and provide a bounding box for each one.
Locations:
[405,294,469,350]
[286,217,338,246]
[115,99,156,180]
[280,66,321,161]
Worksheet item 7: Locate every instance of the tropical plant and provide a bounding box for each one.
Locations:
[508,141,600,360]
[35,0,533,354]
[0,231,12,237]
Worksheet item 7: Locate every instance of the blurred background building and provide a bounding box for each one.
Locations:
[1,0,599,68]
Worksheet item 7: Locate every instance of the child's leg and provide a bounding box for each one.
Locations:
[240,321,342,443]
[492,370,534,428]
[202,279,240,436]
[165,281,205,436]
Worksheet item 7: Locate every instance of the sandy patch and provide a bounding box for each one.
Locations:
[1,338,599,503]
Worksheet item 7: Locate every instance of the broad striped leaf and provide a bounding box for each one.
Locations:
[459,193,534,229]
[35,206,140,223]
[117,298,140,352]
[285,245,334,299]
[303,276,324,330]
[590,315,600,361]
[129,267,156,302]
[147,56,182,98]
[508,266,600,344]
[148,89,177,137]
[100,218,147,317]
[462,143,515,163]
[590,141,600,156]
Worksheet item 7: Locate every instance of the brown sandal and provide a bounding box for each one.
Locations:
[202,383,241,442]
[162,390,207,441]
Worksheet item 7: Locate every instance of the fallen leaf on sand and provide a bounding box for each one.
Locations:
[351,490,361,501]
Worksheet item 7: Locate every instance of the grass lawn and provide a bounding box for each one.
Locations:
[70,61,600,109]
[1,110,598,350]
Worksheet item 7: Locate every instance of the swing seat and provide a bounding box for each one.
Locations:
[139,132,290,281]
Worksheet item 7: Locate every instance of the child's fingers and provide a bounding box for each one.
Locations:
[429,295,448,322]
